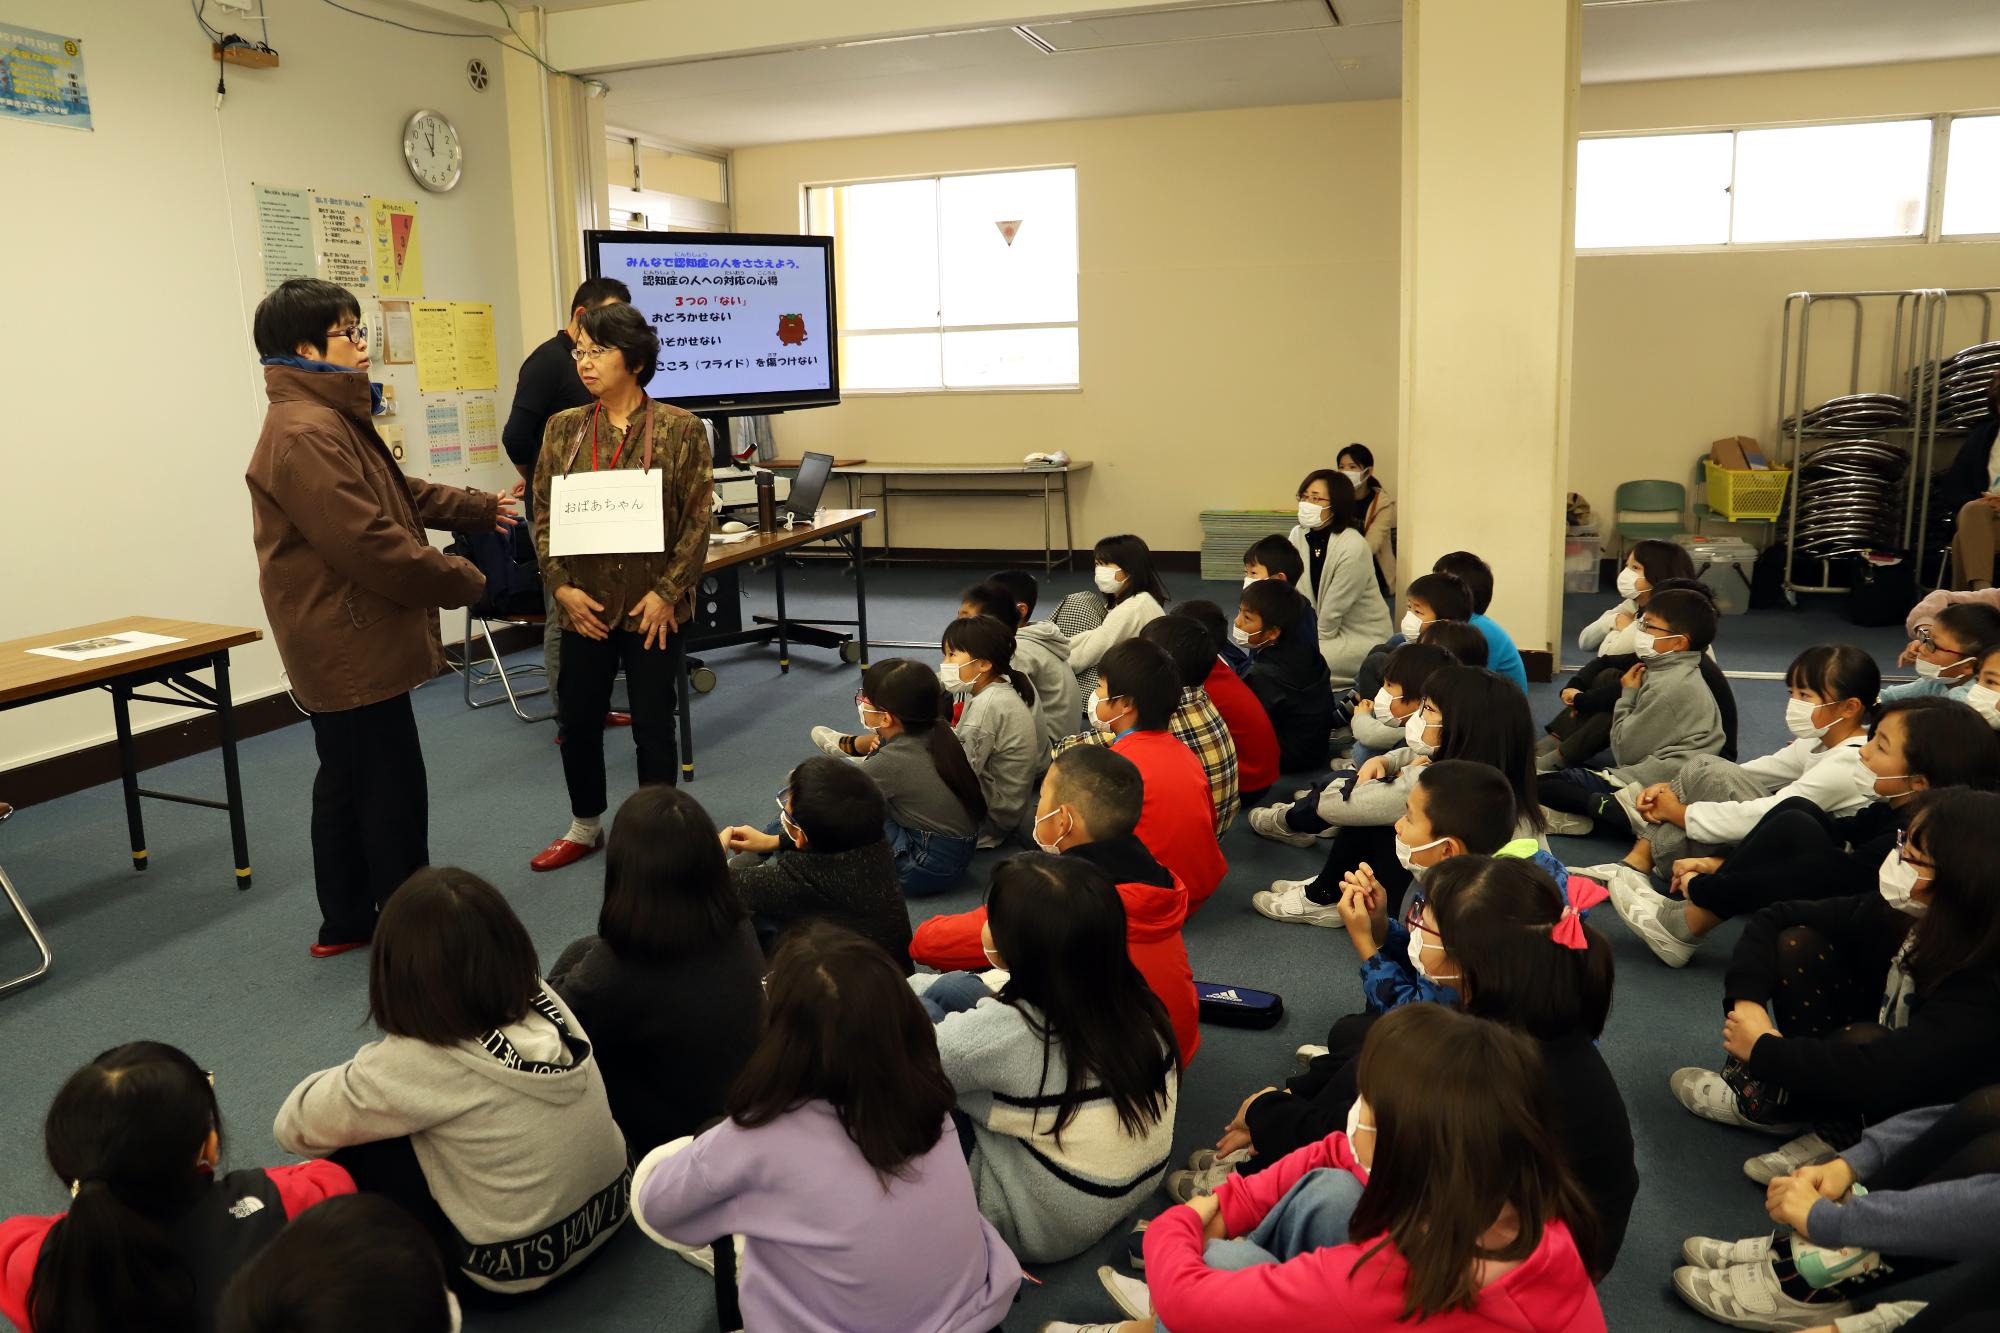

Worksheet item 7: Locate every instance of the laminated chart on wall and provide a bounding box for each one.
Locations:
[312,195,370,290]
[422,394,463,468]
[0,25,92,131]
[253,185,314,290]
[461,391,500,465]
[411,301,460,393]
[370,199,423,297]
[378,299,415,365]
[452,303,499,390]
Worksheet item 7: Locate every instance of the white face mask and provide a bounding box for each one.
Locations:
[1785,697,1835,743]
[1394,831,1450,873]
[1372,687,1397,717]
[1229,622,1253,648]
[1405,925,1456,985]
[447,1290,463,1333]
[1405,709,1439,757]
[1032,805,1072,855]
[1968,682,2000,727]
[1090,692,1120,734]
[1345,1097,1376,1157]
[1615,566,1643,601]
[1242,574,1258,589]
[1297,500,1328,529]
[1866,759,1913,798]
[1633,629,1679,660]
[1916,654,1972,680]
[1399,610,1424,640]
[1878,848,1929,916]
[1093,565,1125,596]
[857,703,882,734]
[939,660,979,694]
[1339,468,1367,491]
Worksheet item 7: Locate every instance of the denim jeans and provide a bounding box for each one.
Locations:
[1154,1167,1366,1333]
[887,815,976,897]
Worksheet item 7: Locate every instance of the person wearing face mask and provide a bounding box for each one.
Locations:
[1585,645,1882,899]
[908,747,1200,1065]
[1617,698,2000,973]
[1234,579,1333,776]
[1577,539,1694,656]
[909,854,1181,1264]
[216,1193,465,1333]
[1337,443,1397,599]
[1883,603,2000,703]
[1053,1006,1605,1333]
[1538,589,1726,838]
[959,573,1079,755]
[0,1042,355,1333]
[1068,534,1173,680]
[1240,536,1327,647]
[938,615,1040,845]
[1156,609,1278,802]
[1672,790,2000,1181]
[720,757,910,972]
[1285,469,1393,690]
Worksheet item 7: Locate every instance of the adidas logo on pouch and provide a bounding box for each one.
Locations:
[1209,989,1242,1003]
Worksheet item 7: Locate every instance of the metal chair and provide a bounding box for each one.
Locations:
[1613,479,1687,558]
[461,608,556,722]
[0,803,53,998]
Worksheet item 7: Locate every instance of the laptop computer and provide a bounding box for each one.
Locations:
[783,451,835,521]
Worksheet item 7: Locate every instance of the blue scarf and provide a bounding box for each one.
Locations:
[260,354,385,416]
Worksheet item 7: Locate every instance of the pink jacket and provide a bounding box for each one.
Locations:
[1907,587,2000,637]
[1144,1133,1605,1333]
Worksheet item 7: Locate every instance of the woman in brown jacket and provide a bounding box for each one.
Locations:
[529,302,713,872]
[244,279,513,958]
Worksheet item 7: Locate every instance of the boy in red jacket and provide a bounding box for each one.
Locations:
[1148,609,1279,801]
[909,745,1200,1065]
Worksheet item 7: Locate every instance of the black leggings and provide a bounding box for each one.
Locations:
[1688,800,1874,921]
[1770,925,1885,1040]
[1903,1254,2000,1331]
[1304,824,1411,906]
[1543,665,1622,768]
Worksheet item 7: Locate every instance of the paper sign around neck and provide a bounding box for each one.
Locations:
[548,470,667,557]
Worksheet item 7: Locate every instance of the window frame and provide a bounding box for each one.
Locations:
[803,165,1083,397]
[1575,112,2000,256]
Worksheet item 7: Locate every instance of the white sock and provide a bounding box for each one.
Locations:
[565,816,602,846]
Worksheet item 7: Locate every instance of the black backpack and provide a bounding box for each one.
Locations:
[449,523,543,617]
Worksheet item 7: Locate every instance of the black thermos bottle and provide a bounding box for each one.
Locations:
[755,471,778,531]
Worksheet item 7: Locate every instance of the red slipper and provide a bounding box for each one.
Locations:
[309,939,370,959]
[530,833,603,872]
[605,711,632,728]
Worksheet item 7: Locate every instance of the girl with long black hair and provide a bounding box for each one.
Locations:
[914,854,1179,1262]
[1069,534,1172,676]
[0,1042,353,1333]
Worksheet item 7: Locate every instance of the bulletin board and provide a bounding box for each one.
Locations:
[251,182,516,497]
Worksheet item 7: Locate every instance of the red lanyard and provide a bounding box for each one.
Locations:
[573,398,653,475]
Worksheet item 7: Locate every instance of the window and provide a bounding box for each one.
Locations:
[807,168,1079,391]
[1576,119,1934,250]
[1944,115,2000,237]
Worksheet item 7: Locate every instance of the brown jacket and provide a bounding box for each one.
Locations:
[246,365,498,713]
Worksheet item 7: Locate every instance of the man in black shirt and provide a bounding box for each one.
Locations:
[503,277,631,717]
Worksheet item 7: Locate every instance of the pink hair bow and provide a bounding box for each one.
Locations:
[1551,874,1610,950]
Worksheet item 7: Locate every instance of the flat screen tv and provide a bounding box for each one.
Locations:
[584,229,839,416]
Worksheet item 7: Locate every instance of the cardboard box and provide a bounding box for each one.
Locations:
[1710,436,1770,470]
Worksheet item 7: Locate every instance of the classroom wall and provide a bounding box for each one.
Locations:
[0,0,527,774]
[729,101,1405,555]
[730,54,2000,567]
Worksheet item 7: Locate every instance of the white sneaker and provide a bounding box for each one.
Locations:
[1831,1303,1927,1333]
[1670,1068,1802,1135]
[1612,784,1651,837]
[1248,803,1320,848]
[1251,880,1343,927]
[810,726,853,759]
[1164,1151,1242,1203]
[1296,1043,1330,1072]
[1097,1266,1152,1320]
[1683,1233,1777,1269]
[1746,1133,1838,1185]
[1183,1146,1250,1173]
[1672,1259,1852,1330]
[1611,875,1698,968]
[1541,805,1595,836]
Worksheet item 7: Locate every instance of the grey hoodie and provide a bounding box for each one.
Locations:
[1014,620,1080,754]
[274,985,631,1293]
[1606,650,1726,787]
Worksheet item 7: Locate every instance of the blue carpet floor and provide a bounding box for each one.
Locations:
[0,564,1927,1331]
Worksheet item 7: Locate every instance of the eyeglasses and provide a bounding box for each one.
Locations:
[571,345,614,364]
[1403,893,1431,935]
[327,324,368,345]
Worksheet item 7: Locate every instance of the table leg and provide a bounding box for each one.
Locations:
[674,631,695,781]
[773,547,791,672]
[213,652,251,889]
[851,528,871,671]
[879,478,892,561]
[1042,474,1054,573]
[1060,470,1077,571]
[110,682,146,872]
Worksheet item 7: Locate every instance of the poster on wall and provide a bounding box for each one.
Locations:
[0,25,91,131]
[452,303,499,390]
[253,184,314,291]
[312,195,370,289]
[422,393,463,468]
[370,198,424,297]
[378,299,415,364]
[461,391,500,465]
[411,301,459,393]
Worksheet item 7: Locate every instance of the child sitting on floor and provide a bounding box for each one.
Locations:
[1432,550,1529,693]
[1069,534,1171,677]
[1235,579,1334,775]
[1168,605,1279,800]
[941,614,1039,845]
[1539,587,1726,837]
[1884,602,2000,702]
[960,572,1078,754]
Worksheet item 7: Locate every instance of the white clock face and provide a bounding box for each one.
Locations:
[403,110,462,192]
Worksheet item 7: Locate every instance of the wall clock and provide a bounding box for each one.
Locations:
[402,108,463,193]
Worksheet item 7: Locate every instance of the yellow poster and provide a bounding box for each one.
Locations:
[411,301,459,393]
[452,302,498,390]
[369,197,423,297]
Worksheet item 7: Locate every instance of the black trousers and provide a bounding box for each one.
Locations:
[1688,801,1873,920]
[558,628,679,818]
[1304,823,1410,906]
[308,692,428,947]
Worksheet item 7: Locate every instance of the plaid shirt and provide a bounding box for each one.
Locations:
[1053,686,1239,835]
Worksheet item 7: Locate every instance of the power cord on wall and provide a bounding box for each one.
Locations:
[314,0,609,94]
[193,0,278,107]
